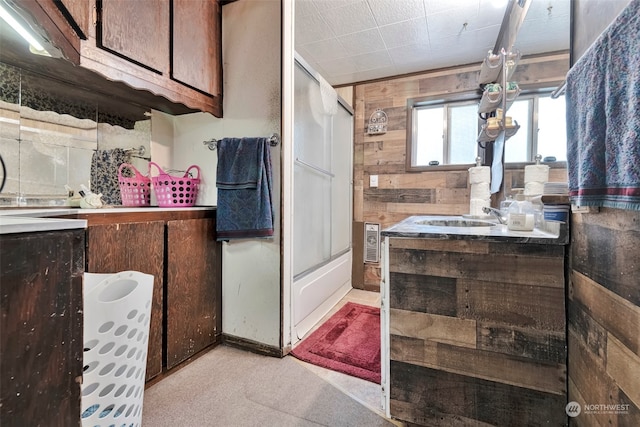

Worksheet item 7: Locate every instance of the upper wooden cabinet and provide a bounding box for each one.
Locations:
[12,0,222,117]
[172,0,221,96]
[99,0,170,75]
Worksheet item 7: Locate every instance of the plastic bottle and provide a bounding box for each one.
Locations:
[507,194,535,231]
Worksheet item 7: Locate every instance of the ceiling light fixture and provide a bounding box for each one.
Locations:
[0,2,50,56]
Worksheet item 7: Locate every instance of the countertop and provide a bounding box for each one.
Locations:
[0,206,215,234]
[381,215,568,245]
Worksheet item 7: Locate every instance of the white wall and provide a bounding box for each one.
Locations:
[156,0,283,349]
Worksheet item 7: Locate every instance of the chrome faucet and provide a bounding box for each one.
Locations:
[482,206,508,224]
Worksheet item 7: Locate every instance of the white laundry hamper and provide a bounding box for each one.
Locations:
[81,271,154,427]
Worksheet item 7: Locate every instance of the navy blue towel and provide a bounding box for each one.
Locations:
[216,137,274,240]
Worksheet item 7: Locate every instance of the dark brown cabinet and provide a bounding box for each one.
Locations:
[85,220,165,381]
[172,0,221,96]
[0,229,85,427]
[99,0,170,74]
[166,218,221,369]
[79,209,221,381]
[13,0,222,116]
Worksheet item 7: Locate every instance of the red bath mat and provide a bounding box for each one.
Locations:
[291,302,381,384]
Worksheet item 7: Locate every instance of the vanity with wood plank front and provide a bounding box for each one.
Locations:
[380,215,569,426]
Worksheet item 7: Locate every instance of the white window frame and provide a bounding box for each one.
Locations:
[406,90,566,171]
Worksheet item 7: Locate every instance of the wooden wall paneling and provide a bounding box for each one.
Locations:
[606,333,640,409]
[390,308,477,348]
[417,70,480,94]
[476,321,566,363]
[363,143,407,174]
[0,230,84,427]
[458,278,566,332]
[388,237,568,425]
[619,389,640,426]
[389,247,564,288]
[388,272,457,316]
[567,330,619,426]
[568,209,640,426]
[352,221,364,289]
[567,378,599,427]
[435,188,469,205]
[568,300,607,362]
[390,237,489,254]
[389,360,567,426]
[383,201,468,216]
[353,85,365,223]
[166,218,220,369]
[86,221,165,381]
[363,263,382,290]
[362,211,411,230]
[365,188,435,204]
[570,270,640,355]
[382,172,447,189]
[571,209,640,306]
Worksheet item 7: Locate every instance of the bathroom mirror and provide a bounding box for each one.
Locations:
[0,61,151,205]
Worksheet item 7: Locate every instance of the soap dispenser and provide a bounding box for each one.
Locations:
[507,194,535,231]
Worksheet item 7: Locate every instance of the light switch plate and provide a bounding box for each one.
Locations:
[370,175,378,188]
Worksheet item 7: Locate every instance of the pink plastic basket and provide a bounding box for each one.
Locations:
[118,163,151,206]
[149,162,201,207]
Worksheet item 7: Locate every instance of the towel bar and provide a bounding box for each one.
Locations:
[203,133,280,151]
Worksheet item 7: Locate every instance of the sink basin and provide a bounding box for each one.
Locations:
[416,218,497,227]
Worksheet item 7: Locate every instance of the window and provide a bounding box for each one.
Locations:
[408,92,566,169]
[411,100,479,167]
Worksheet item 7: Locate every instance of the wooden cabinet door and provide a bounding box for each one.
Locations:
[85,221,165,381]
[99,0,170,74]
[172,0,221,96]
[57,0,93,39]
[1,230,85,427]
[166,218,221,369]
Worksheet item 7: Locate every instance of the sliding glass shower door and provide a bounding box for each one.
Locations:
[292,57,353,338]
[293,61,352,277]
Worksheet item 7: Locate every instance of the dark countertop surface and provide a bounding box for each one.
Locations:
[381,215,568,245]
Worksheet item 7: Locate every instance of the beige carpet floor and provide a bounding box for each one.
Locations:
[142,344,395,426]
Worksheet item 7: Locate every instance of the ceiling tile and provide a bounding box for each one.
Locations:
[424,0,480,16]
[378,17,429,49]
[338,28,386,56]
[430,25,500,54]
[352,50,394,71]
[366,0,426,26]
[312,0,363,11]
[295,13,334,45]
[426,8,480,39]
[321,56,361,77]
[387,43,431,66]
[330,64,399,85]
[476,0,508,28]
[318,1,378,37]
[295,0,318,18]
[525,0,571,21]
[302,38,350,62]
